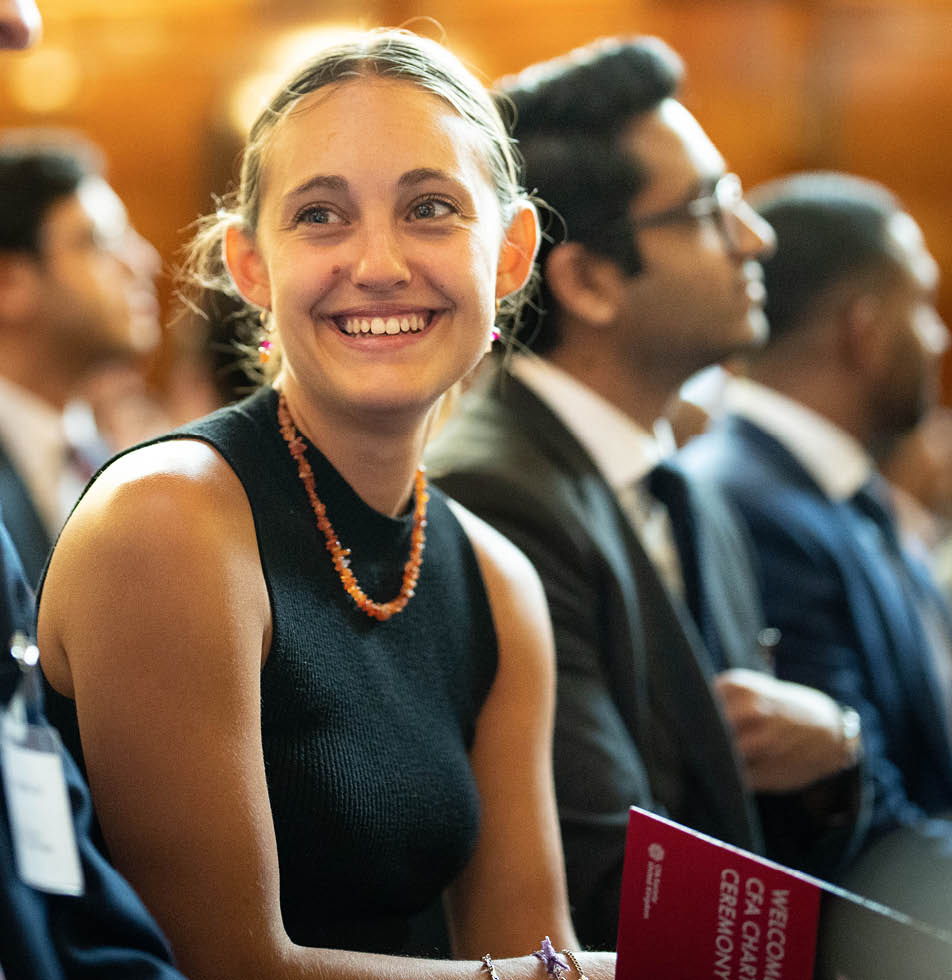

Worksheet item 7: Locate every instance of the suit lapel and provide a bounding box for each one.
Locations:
[730,417,952,779]
[839,498,952,775]
[622,512,763,850]
[679,474,769,672]
[490,374,762,848]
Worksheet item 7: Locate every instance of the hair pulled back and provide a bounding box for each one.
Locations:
[180,28,533,376]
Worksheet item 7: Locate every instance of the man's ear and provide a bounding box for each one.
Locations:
[224,225,272,310]
[0,254,41,323]
[495,204,540,299]
[544,241,623,326]
[840,291,885,370]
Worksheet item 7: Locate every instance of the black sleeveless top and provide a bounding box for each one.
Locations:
[44,386,499,955]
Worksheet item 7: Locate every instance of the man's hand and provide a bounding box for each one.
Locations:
[714,668,858,792]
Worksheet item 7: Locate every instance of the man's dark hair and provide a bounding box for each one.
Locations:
[748,171,903,345]
[0,142,93,255]
[497,36,683,353]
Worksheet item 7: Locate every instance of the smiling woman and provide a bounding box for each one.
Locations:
[35,26,615,980]
[221,76,517,446]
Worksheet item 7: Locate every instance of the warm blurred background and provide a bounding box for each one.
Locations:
[1,0,950,402]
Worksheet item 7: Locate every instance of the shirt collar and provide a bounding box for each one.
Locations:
[508,353,674,490]
[0,376,71,534]
[725,376,873,500]
[0,375,64,467]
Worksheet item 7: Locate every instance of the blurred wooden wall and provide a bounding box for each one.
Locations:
[1,0,951,396]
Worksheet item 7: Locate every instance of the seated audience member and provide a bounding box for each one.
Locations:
[1,516,186,977]
[0,5,189,976]
[38,28,615,980]
[0,137,161,584]
[679,171,952,929]
[879,405,952,600]
[427,37,868,950]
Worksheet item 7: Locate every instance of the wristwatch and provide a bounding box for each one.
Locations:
[839,705,863,768]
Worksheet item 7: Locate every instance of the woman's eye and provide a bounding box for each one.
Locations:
[295,205,342,225]
[409,197,456,221]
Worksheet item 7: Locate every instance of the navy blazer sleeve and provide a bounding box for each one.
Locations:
[736,500,928,832]
[680,422,949,838]
[0,512,186,980]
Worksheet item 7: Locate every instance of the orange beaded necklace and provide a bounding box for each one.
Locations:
[277,392,429,621]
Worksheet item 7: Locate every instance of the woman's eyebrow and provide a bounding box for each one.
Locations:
[285,174,348,200]
[398,167,458,189]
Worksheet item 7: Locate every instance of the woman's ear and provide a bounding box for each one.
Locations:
[495,204,540,299]
[224,225,272,310]
[0,255,41,323]
[544,241,623,327]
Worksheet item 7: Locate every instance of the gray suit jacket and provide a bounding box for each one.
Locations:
[428,366,768,945]
[428,364,865,948]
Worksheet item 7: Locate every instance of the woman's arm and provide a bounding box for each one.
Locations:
[447,502,616,978]
[38,445,615,980]
[38,439,289,978]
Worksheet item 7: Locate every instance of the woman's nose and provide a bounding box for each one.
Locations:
[352,224,411,290]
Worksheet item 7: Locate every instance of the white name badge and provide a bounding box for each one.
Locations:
[1,710,84,896]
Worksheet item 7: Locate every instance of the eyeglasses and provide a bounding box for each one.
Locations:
[629,173,748,251]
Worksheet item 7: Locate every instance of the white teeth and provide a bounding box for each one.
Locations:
[338,313,428,335]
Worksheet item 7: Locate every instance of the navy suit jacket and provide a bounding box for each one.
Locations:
[0,443,53,590]
[427,366,864,948]
[0,513,184,979]
[0,510,33,650]
[680,415,952,836]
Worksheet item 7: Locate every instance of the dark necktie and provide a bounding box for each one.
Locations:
[647,463,725,670]
[853,476,947,606]
[852,475,952,744]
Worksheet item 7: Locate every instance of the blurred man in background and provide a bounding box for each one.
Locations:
[0,137,160,584]
[680,171,952,930]
[879,405,952,599]
[0,6,188,976]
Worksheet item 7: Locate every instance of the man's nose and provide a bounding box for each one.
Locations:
[732,201,776,260]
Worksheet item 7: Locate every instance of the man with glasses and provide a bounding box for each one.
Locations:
[428,36,868,948]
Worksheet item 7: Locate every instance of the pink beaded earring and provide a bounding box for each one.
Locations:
[258,310,273,364]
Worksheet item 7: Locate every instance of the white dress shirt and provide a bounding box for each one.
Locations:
[724,376,873,501]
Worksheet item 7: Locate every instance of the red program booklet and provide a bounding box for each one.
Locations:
[616,806,952,979]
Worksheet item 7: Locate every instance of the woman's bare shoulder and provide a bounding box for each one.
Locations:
[39,437,268,694]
